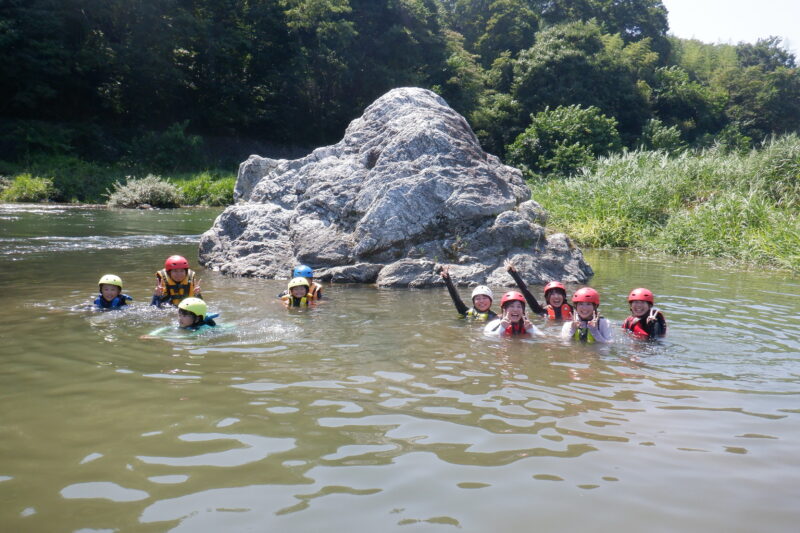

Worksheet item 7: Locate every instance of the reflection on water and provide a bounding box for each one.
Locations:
[0,204,799,532]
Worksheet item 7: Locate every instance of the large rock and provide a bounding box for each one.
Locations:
[199,87,592,287]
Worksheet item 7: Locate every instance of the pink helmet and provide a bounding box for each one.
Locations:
[572,287,600,305]
[628,288,654,303]
[164,255,189,271]
[500,291,526,308]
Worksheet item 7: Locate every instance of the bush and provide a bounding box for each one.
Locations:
[178,172,235,206]
[638,118,687,153]
[506,104,622,178]
[106,175,182,208]
[0,173,56,202]
[128,121,205,172]
[27,154,120,202]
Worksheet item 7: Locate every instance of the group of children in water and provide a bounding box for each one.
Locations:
[442,260,666,342]
[95,254,665,341]
[94,256,324,333]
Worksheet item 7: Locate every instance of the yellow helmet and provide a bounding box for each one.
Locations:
[98,274,123,289]
[178,297,207,318]
[288,277,310,290]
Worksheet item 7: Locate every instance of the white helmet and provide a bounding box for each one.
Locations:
[471,285,493,301]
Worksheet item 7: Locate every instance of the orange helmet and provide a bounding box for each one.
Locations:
[572,287,600,305]
[165,255,189,271]
[500,291,526,308]
[543,281,566,298]
[628,288,654,303]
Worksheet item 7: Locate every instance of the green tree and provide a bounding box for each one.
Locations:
[649,66,726,141]
[506,104,621,177]
[474,0,538,65]
[534,0,670,59]
[736,36,796,71]
[716,66,800,140]
[511,21,650,142]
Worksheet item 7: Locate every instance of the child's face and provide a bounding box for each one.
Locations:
[630,300,650,317]
[472,295,492,312]
[576,301,595,319]
[291,286,308,298]
[169,268,187,282]
[100,284,121,302]
[178,310,196,328]
[503,300,525,321]
[547,290,564,307]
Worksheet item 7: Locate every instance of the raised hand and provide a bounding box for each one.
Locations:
[439,265,450,280]
[588,310,599,328]
[154,277,164,296]
[193,278,201,295]
[504,259,516,272]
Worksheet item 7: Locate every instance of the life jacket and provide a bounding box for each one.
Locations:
[623,309,666,339]
[572,325,596,344]
[185,313,219,331]
[95,294,132,309]
[465,308,498,321]
[572,316,605,343]
[546,303,573,320]
[504,321,528,336]
[281,294,309,307]
[156,269,196,306]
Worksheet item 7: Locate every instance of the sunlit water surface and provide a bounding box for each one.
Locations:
[1,204,799,532]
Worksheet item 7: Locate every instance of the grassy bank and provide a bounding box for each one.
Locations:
[0,155,235,206]
[531,134,800,271]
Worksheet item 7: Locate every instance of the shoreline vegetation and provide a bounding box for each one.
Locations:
[1,133,797,272]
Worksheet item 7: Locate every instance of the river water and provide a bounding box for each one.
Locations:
[1,203,799,532]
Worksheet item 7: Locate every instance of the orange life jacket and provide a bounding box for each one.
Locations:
[546,303,573,320]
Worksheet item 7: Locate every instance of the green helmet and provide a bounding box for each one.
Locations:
[288,277,310,290]
[178,297,207,318]
[98,274,123,289]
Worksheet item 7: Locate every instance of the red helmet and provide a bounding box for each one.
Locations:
[164,255,190,271]
[500,291,526,308]
[628,288,654,303]
[543,281,566,297]
[572,287,600,305]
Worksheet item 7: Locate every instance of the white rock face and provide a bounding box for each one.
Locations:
[199,87,592,286]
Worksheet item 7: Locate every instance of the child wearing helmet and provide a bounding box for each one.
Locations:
[94,274,133,309]
[484,291,543,337]
[277,265,324,301]
[561,287,613,343]
[177,297,218,331]
[504,260,573,320]
[281,277,314,307]
[622,288,667,339]
[151,255,202,307]
[440,266,497,321]
[142,297,219,338]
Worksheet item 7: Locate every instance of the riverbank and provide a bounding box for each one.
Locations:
[531,135,800,272]
[0,156,235,206]
[3,134,798,272]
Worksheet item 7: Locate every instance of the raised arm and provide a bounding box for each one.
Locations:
[504,260,546,316]
[440,266,469,316]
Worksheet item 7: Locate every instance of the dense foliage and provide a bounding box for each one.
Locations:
[2,0,798,172]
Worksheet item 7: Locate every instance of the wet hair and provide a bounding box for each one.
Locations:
[178,308,201,325]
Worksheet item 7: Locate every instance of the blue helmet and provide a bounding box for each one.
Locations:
[293,264,313,278]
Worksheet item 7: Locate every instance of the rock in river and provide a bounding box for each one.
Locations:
[199,87,592,287]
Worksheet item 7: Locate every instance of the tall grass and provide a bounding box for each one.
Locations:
[531,134,800,271]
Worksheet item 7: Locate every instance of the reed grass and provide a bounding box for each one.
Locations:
[531,134,800,271]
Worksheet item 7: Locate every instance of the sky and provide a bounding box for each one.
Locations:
[661,0,800,57]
